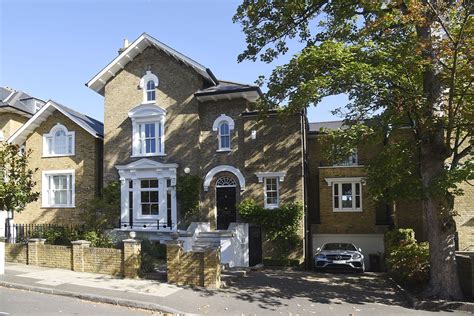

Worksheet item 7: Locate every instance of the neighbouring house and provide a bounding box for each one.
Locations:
[0,87,45,141]
[7,100,103,225]
[85,33,306,266]
[307,120,474,268]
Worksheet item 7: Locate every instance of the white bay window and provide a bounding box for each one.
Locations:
[116,159,178,230]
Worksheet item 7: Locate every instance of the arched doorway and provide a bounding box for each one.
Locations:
[215,176,237,230]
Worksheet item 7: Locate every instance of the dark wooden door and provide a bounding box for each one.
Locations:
[216,187,236,230]
[249,225,262,266]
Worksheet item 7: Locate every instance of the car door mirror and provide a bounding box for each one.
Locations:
[358,248,362,252]
[316,247,321,252]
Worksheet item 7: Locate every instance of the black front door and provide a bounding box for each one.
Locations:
[216,187,236,230]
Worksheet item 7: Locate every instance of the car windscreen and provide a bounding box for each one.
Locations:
[322,243,357,251]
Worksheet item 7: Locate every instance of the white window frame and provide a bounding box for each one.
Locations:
[42,170,75,208]
[255,172,286,209]
[218,121,231,151]
[42,124,75,157]
[212,114,235,152]
[139,178,160,219]
[264,177,280,209]
[334,151,358,166]
[139,71,159,104]
[325,177,363,212]
[134,120,163,156]
[129,104,166,157]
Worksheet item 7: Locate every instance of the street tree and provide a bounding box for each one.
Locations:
[0,143,39,217]
[234,0,473,299]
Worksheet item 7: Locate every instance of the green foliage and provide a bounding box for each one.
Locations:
[176,174,201,227]
[386,242,430,290]
[82,231,114,248]
[26,225,114,248]
[140,240,166,273]
[80,181,121,231]
[28,225,84,245]
[384,228,416,254]
[237,199,302,243]
[0,143,39,213]
[385,229,429,290]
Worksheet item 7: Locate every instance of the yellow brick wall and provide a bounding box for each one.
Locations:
[454,182,474,251]
[0,112,28,140]
[37,245,72,269]
[15,110,101,224]
[83,247,123,275]
[5,243,27,264]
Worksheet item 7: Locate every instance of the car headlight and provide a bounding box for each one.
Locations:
[316,254,326,259]
[352,253,362,259]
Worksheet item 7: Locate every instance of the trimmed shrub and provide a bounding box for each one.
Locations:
[384,228,429,290]
[386,242,430,288]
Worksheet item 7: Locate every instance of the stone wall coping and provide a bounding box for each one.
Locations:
[28,238,46,244]
[123,239,141,244]
[71,240,91,246]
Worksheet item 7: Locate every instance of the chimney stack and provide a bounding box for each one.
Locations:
[118,38,130,55]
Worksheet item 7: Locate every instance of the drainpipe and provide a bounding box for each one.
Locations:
[300,109,311,270]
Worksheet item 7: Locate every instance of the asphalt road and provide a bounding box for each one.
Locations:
[0,287,157,316]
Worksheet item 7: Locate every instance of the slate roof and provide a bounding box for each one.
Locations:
[0,87,40,115]
[52,100,104,137]
[195,80,261,96]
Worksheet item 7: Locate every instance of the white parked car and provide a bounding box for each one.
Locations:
[314,243,365,273]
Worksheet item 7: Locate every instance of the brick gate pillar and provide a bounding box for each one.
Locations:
[27,238,45,266]
[123,239,141,278]
[71,240,91,272]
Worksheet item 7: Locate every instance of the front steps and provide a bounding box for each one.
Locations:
[192,231,233,251]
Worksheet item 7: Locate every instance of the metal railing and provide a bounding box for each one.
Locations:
[4,223,85,243]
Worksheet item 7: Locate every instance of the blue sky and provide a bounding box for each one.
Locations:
[0,0,346,123]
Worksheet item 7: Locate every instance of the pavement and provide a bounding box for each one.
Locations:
[1,286,156,315]
[0,262,472,315]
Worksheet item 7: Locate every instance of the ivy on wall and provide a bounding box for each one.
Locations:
[176,174,201,226]
[237,199,303,244]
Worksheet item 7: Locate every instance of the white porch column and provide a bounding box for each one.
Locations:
[159,178,166,228]
[120,178,128,227]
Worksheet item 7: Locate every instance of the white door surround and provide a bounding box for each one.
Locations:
[203,165,245,191]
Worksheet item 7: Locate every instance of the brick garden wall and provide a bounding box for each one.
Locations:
[5,239,140,278]
[166,240,220,288]
[37,245,71,269]
[5,243,27,264]
[82,247,123,275]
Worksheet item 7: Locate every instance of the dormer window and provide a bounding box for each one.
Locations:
[212,114,235,152]
[139,71,159,103]
[43,124,75,157]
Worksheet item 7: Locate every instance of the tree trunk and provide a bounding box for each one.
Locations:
[420,149,462,300]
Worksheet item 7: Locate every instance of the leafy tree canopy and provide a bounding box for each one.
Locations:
[234,0,473,299]
[0,142,39,213]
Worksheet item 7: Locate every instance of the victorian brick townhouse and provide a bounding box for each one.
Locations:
[2,33,472,267]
